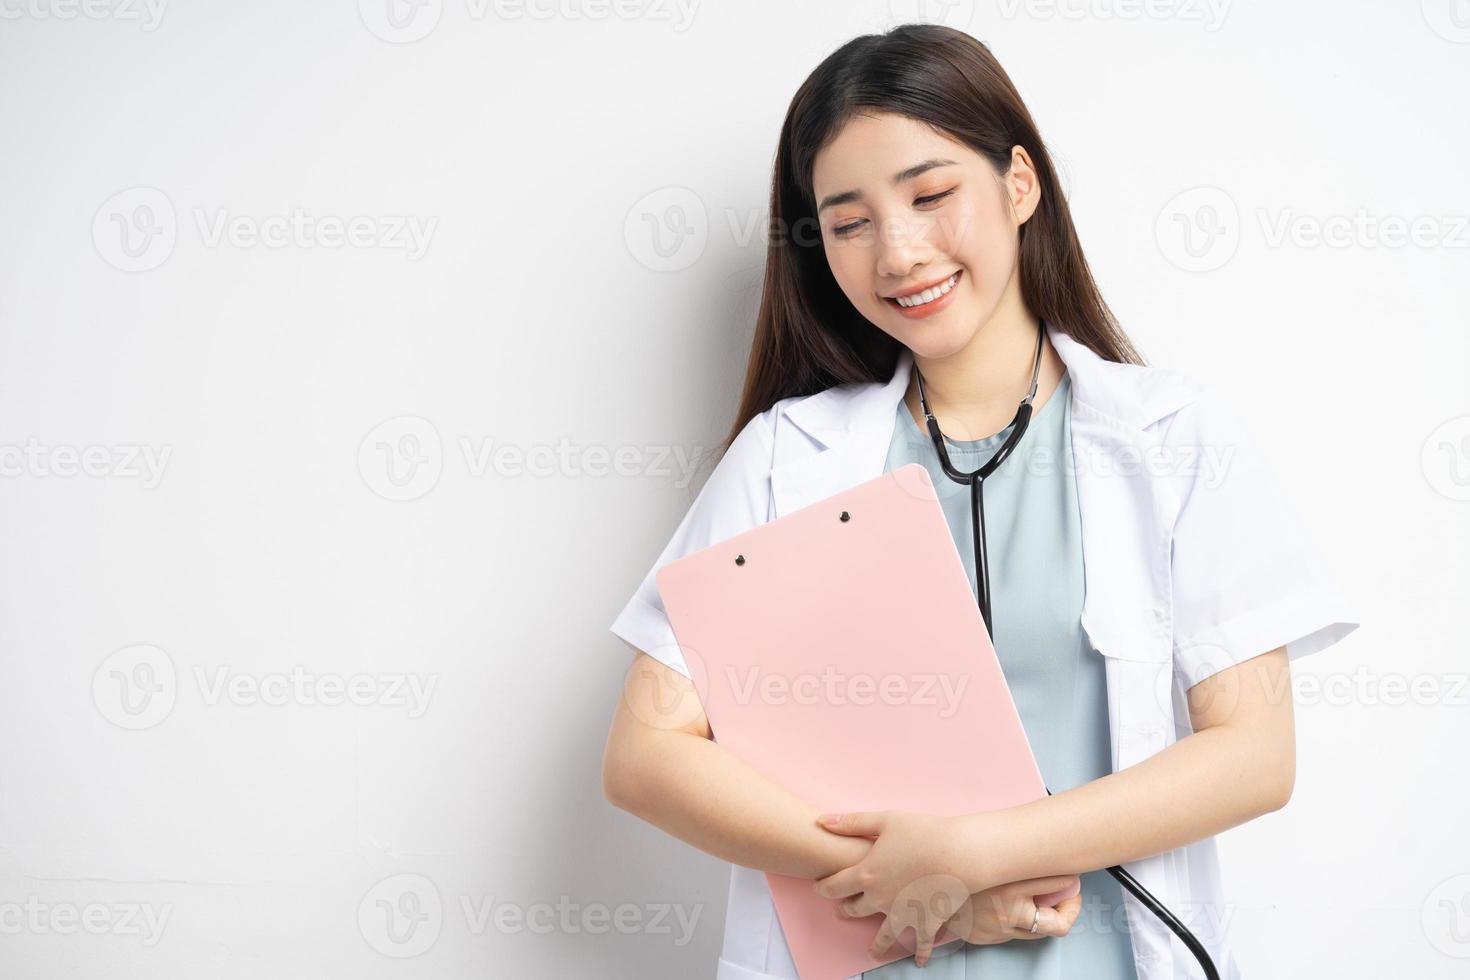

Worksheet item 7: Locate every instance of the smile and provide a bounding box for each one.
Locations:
[884,270,962,316]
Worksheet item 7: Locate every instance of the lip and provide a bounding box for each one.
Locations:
[883,269,962,319]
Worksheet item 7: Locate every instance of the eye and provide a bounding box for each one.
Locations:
[915,188,956,207]
[830,188,956,238]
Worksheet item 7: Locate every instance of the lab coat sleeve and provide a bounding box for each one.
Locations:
[608,407,776,678]
[1165,390,1359,691]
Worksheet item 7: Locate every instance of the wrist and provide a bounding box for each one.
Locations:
[951,811,1010,893]
[813,827,870,878]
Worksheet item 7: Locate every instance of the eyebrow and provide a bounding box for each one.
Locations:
[816,158,959,213]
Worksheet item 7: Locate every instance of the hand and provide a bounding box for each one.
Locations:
[946,874,1083,946]
[812,809,966,966]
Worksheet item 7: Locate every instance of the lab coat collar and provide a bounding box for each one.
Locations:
[771,320,1203,520]
[781,320,1202,452]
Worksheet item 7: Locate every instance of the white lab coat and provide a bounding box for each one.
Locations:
[609,323,1358,980]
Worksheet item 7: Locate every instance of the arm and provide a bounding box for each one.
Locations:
[948,644,1295,893]
[813,643,1295,959]
[602,651,870,880]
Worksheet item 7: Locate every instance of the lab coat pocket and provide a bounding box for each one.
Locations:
[716,956,791,980]
[1081,604,1173,662]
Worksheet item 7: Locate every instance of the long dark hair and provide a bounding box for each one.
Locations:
[719,23,1143,458]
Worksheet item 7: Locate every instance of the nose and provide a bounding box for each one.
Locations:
[873,213,932,281]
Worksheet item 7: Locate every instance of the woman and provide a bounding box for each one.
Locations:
[602,24,1355,980]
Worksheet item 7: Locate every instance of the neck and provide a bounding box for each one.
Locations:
[907,310,1059,441]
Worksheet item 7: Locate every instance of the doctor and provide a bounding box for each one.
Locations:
[602,25,1356,980]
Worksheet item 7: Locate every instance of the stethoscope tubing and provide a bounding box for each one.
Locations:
[914,320,1220,980]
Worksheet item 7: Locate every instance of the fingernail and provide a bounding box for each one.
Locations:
[817,813,839,825]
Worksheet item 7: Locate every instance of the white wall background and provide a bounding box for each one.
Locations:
[0,1,1465,977]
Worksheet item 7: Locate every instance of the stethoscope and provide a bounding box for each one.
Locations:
[913,319,1221,980]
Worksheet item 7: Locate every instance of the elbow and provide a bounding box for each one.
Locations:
[1258,753,1296,814]
[1263,772,1294,814]
[602,745,636,812]
[601,737,652,814]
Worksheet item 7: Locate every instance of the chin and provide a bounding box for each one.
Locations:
[888,317,976,361]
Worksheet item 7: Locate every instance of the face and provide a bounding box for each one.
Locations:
[811,112,1040,359]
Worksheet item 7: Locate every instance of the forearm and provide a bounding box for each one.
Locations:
[952,724,1290,893]
[608,726,869,880]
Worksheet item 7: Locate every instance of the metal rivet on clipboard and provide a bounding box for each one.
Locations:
[734,555,745,566]
[839,511,850,522]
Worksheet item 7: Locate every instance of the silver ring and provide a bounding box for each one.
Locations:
[1029,907,1041,933]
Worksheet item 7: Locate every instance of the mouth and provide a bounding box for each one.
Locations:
[883,269,962,317]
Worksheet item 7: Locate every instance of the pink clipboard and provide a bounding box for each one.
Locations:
[655,462,1079,980]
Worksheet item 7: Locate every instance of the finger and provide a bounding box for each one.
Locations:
[868,917,897,959]
[816,811,885,837]
[1006,900,1056,941]
[1053,893,1083,931]
[912,923,937,967]
[838,894,879,920]
[814,866,867,900]
[1013,874,1082,896]
[1020,904,1071,939]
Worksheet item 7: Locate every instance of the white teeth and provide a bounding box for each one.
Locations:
[895,272,958,307]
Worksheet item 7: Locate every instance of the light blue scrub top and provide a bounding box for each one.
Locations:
[860,370,1138,980]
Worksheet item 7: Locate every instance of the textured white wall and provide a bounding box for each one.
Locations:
[0,1,1464,977]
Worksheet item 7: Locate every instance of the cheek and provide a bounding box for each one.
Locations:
[951,209,1017,292]
[823,242,877,307]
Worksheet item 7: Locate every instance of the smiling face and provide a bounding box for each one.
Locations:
[811,112,1040,359]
